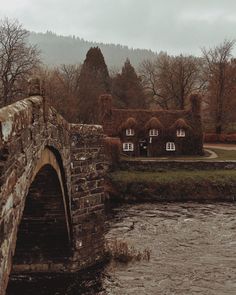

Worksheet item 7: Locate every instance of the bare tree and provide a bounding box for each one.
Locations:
[40,64,81,122]
[202,39,235,134]
[139,53,203,109]
[0,18,40,106]
[59,64,81,94]
[139,57,167,108]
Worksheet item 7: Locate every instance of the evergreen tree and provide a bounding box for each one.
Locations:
[78,47,110,123]
[112,59,147,109]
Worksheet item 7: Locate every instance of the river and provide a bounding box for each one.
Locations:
[7,202,236,294]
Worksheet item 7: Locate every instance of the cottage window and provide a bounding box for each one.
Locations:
[126,129,135,136]
[176,128,185,137]
[149,129,159,136]
[123,142,134,151]
[166,142,175,151]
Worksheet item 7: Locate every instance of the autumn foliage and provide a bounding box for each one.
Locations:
[41,64,80,123]
[204,133,236,143]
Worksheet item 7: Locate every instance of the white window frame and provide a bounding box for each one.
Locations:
[176,128,186,137]
[166,142,176,151]
[126,128,135,136]
[123,142,134,151]
[149,129,159,137]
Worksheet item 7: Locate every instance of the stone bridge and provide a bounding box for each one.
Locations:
[0,94,107,294]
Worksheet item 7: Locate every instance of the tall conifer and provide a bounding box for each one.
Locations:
[112,59,146,109]
[78,47,110,123]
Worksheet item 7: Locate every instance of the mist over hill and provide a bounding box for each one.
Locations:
[29,31,158,69]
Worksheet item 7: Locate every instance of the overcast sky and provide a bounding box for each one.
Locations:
[0,0,236,55]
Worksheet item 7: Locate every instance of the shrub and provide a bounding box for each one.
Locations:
[105,238,151,263]
[204,133,236,143]
[219,134,227,142]
[204,133,219,143]
[225,134,236,143]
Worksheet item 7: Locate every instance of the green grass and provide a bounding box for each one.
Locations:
[209,148,236,161]
[111,170,236,185]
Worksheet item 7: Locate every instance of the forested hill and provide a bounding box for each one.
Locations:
[29,31,158,69]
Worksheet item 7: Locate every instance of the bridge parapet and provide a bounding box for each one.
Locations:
[0,96,43,143]
[0,96,107,294]
[0,96,72,209]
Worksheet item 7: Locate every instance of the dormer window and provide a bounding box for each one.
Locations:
[149,129,159,137]
[166,142,176,151]
[126,129,135,136]
[176,128,185,137]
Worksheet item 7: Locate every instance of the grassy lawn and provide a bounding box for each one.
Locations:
[111,170,236,185]
[209,148,236,161]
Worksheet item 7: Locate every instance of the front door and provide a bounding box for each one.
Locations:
[139,139,148,157]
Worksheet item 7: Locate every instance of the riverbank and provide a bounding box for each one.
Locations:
[107,169,236,202]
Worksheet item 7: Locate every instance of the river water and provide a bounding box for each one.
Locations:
[7,202,236,294]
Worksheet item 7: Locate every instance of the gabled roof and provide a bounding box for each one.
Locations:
[145,117,164,130]
[119,117,137,130]
[170,118,192,131]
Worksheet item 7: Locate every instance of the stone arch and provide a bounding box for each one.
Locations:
[11,147,72,272]
[46,145,72,221]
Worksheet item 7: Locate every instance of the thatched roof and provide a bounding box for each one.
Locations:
[102,106,195,136]
[145,117,164,130]
[119,117,137,130]
[170,118,192,130]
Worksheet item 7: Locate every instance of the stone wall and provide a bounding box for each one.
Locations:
[0,96,107,295]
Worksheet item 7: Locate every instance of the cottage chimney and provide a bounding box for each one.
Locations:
[190,94,201,116]
[98,94,112,123]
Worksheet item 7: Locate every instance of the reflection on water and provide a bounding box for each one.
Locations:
[7,202,236,295]
[7,267,105,295]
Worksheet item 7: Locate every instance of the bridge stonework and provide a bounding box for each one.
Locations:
[0,96,107,294]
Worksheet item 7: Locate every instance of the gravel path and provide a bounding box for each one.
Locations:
[204,148,218,159]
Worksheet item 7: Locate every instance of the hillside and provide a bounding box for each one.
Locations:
[29,31,158,69]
